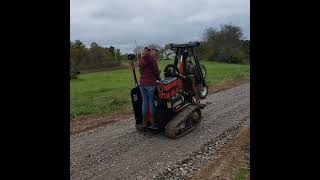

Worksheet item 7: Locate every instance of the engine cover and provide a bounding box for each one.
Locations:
[157,77,182,100]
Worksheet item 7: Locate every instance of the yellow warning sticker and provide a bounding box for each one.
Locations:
[167,101,172,108]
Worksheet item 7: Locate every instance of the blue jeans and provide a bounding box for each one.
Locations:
[140,86,156,116]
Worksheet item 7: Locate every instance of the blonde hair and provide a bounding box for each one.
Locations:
[141,48,150,57]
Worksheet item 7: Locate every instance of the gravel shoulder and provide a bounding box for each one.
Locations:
[191,122,250,180]
[70,82,250,180]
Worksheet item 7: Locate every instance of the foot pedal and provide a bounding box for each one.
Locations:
[193,102,206,109]
[198,103,206,109]
[147,124,160,130]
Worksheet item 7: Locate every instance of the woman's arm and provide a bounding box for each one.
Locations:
[151,58,161,80]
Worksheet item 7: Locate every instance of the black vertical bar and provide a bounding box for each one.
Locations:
[132,68,138,86]
[174,48,180,66]
[191,48,206,86]
[131,62,139,87]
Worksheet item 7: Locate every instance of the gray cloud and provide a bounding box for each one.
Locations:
[71,0,250,53]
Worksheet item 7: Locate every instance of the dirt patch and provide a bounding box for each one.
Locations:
[208,77,250,94]
[70,77,250,136]
[191,125,250,180]
[70,110,132,135]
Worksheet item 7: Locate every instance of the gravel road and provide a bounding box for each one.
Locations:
[70,83,250,180]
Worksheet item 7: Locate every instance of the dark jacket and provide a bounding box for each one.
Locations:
[139,54,160,86]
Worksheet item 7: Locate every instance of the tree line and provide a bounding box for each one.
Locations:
[196,24,250,64]
[70,40,122,71]
[132,24,250,64]
[70,23,250,71]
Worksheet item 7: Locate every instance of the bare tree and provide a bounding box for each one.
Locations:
[202,27,217,42]
[133,45,144,55]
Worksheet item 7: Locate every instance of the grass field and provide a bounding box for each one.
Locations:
[70,60,250,119]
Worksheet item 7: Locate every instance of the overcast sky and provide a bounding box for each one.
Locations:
[70,0,250,53]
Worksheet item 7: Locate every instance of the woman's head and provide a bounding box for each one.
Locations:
[141,47,151,57]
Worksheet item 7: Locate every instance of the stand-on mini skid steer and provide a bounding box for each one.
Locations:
[129,42,208,139]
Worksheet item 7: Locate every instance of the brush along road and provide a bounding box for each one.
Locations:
[70,82,250,180]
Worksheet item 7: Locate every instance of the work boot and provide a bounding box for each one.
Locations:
[142,115,148,128]
[135,123,144,131]
[149,115,159,129]
[135,115,146,131]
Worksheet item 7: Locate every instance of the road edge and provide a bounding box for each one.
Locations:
[70,77,250,136]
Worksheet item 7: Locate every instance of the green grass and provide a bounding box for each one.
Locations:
[234,168,249,180]
[70,60,250,119]
[199,61,250,85]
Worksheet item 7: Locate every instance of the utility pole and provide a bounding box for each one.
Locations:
[134,40,140,61]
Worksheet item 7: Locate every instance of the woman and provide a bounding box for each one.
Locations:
[139,47,160,128]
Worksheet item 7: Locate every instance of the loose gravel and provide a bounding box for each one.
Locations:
[70,83,250,180]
